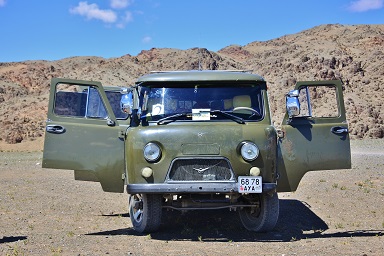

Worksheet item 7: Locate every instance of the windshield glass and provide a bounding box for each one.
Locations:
[139,83,264,122]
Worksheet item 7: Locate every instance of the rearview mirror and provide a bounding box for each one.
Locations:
[121,92,133,115]
[286,90,300,118]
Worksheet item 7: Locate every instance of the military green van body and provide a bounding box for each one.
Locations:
[43,71,351,233]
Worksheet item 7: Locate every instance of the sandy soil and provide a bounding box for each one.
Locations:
[0,139,383,255]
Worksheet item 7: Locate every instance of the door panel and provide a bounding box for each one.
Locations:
[42,78,125,193]
[277,80,351,192]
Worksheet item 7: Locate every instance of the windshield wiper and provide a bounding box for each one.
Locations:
[157,111,245,125]
[210,110,245,124]
[157,113,191,125]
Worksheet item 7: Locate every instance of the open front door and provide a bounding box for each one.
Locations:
[42,78,126,193]
[277,80,351,192]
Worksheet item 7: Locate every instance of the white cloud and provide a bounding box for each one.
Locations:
[142,36,152,44]
[348,0,384,12]
[110,0,133,9]
[116,11,133,28]
[70,2,117,23]
[0,0,6,7]
[122,11,133,22]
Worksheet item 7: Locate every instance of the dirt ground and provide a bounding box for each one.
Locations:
[0,139,383,255]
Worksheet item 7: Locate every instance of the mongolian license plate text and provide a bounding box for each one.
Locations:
[238,176,262,193]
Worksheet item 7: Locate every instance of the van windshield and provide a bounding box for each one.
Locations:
[139,83,264,122]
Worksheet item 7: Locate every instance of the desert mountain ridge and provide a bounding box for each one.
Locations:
[0,24,383,149]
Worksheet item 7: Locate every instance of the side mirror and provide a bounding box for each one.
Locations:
[120,91,134,115]
[286,90,300,118]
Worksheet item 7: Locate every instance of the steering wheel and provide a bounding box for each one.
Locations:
[232,107,260,116]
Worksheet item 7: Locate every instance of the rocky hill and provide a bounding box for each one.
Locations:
[0,24,383,147]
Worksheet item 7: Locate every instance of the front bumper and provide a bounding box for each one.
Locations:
[126,182,276,194]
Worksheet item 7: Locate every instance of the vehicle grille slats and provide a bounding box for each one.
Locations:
[167,158,234,181]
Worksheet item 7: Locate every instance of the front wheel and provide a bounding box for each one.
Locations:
[238,192,279,232]
[129,194,162,233]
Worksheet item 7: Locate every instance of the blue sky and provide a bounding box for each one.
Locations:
[0,0,383,62]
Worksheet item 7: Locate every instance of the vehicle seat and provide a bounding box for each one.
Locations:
[233,95,251,108]
[193,101,210,108]
[223,99,233,110]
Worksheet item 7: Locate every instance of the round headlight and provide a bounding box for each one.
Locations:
[240,142,259,161]
[143,142,161,162]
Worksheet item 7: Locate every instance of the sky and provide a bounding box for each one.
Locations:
[0,0,383,62]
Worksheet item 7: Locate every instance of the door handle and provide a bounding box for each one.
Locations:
[46,125,66,134]
[331,126,348,135]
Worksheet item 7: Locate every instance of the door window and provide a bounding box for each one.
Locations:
[54,83,128,119]
[297,85,339,118]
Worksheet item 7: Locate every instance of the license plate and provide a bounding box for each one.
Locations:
[238,176,262,193]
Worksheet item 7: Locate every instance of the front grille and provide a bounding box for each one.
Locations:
[167,158,234,182]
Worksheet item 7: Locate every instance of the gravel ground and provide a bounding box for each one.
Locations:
[0,139,383,255]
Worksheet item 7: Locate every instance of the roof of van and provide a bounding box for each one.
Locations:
[136,70,265,83]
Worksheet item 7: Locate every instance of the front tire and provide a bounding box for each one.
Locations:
[129,194,162,233]
[238,192,279,232]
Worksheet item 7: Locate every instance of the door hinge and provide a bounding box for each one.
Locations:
[118,129,126,139]
[277,129,285,138]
